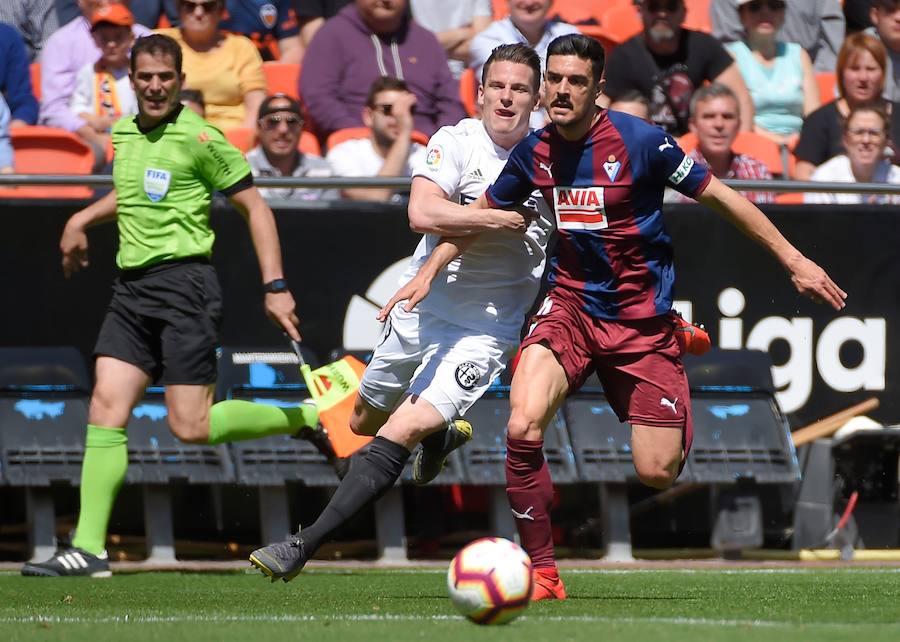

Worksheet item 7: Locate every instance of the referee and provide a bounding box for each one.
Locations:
[23,34,320,577]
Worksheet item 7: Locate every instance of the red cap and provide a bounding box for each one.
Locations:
[90,4,135,29]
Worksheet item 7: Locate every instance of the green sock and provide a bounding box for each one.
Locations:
[207,399,319,445]
[71,425,128,556]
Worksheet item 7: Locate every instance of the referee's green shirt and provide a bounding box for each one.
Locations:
[111,105,252,270]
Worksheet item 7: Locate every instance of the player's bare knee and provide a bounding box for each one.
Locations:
[634,460,678,490]
[168,415,210,444]
[88,390,129,427]
[506,412,543,441]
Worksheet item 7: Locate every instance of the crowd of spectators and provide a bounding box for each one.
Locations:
[1,0,900,201]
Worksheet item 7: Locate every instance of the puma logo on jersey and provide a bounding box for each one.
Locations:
[660,397,678,414]
[658,137,674,152]
[539,161,553,177]
[553,186,607,230]
[511,506,535,521]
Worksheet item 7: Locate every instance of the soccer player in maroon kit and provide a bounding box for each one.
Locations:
[384,34,847,600]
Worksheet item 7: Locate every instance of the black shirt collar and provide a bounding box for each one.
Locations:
[135,103,185,134]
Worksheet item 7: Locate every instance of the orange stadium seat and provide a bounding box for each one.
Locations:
[326,127,430,151]
[225,127,256,153]
[459,67,478,117]
[262,62,301,100]
[0,126,94,199]
[683,0,712,33]
[774,192,804,204]
[493,0,508,20]
[817,71,838,102]
[299,130,322,156]
[30,62,41,101]
[678,130,793,177]
[598,2,643,45]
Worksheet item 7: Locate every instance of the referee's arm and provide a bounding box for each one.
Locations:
[227,181,301,340]
[60,189,118,278]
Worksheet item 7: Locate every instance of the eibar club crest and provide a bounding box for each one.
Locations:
[603,155,621,182]
[143,168,171,202]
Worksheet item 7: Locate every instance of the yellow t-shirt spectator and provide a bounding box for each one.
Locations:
[156,28,266,130]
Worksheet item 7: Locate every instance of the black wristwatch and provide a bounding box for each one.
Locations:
[263,278,289,294]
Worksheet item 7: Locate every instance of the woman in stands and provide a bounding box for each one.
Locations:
[725,0,819,146]
[805,104,900,204]
[794,33,900,180]
[156,0,266,130]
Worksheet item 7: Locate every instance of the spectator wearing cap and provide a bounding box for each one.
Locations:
[469,0,579,128]
[671,83,774,204]
[157,0,267,130]
[0,0,59,61]
[300,0,465,138]
[70,3,138,166]
[0,95,13,173]
[604,0,754,137]
[40,1,151,133]
[247,93,338,201]
[724,0,820,145]
[0,22,40,127]
[325,76,426,202]
[712,0,845,73]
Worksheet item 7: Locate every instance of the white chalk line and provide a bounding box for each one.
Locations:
[0,613,897,629]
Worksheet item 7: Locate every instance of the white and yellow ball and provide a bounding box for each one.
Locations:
[447,537,534,625]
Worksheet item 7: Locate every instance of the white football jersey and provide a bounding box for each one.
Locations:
[406,118,554,341]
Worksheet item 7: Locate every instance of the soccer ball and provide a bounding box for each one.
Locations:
[447,537,534,625]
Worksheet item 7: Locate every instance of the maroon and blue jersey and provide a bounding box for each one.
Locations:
[486,110,711,321]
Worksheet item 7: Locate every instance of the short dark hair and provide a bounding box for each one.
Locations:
[844,103,891,136]
[689,82,738,116]
[546,34,605,84]
[130,34,183,75]
[179,89,204,109]
[482,43,542,93]
[365,76,409,107]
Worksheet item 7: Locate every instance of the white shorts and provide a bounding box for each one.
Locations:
[358,307,516,422]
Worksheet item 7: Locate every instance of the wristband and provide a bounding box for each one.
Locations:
[263,278,289,294]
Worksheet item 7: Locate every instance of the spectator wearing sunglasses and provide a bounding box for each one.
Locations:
[603,0,754,137]
[40,1,151,133]
[724,0,819,145]
[326,76,426,202]
[805,103,900,203]
[157,0,267,130]
[247,93,338,201]
[712,0,845,73]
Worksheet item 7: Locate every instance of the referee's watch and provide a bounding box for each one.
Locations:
[263,278,289,294]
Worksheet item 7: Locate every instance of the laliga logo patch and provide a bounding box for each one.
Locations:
[259,4,277,29]
[426,145,443,171]
[144,168,171,202]
[553,186,607,230]
[455,361,481,391]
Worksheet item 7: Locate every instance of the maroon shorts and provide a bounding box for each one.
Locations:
[521,287,693,459]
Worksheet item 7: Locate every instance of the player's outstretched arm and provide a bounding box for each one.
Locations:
[697,176,847,310]
[376,235,475,321]
[229,186,301,341]
[60,189,118,278]
[408,178,530,235]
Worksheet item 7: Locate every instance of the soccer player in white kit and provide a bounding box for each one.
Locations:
[249,44,553,582]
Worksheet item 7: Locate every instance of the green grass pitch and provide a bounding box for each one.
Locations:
[2,568,899,642]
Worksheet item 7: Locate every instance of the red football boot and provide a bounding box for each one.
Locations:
[673,314,711,356]
[531,567,567,601]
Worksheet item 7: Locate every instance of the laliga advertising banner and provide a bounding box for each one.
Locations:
[1,202,896,428]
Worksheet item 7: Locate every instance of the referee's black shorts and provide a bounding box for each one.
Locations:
[94,258,223,385]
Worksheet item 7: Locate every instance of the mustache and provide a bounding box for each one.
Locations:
[551,99,573,108]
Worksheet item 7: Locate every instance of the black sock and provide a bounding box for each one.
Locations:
[300,436,410,554]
